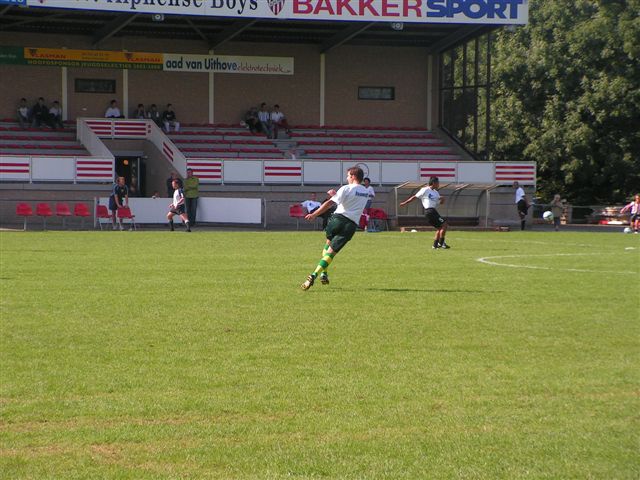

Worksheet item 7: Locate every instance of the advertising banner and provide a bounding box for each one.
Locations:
[0,46,294,74]
[0,46,163,69]
[26,0,529,25]
[163,53,293,74]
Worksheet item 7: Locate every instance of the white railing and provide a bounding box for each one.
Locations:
[184,159,537,187]
[0,155,114,183]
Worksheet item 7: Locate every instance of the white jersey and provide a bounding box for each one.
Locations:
[515,187,526,203]
[332,183,370,224]
[415,186,441,209]
[270,111,285,122]
[366,185,375,198]
[301,200,321,213]
[172,188,185,208]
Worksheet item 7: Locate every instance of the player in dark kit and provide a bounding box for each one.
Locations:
[108,176,129,230]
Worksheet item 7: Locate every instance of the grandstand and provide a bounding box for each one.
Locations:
[0,3,533,230]
[0,121,89,156]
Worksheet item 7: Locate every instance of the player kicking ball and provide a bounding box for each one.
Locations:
[167,179,191,232]
[301,166,369,290]
[399,176,450,249]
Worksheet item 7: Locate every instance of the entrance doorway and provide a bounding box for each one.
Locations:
[115,156,144,197]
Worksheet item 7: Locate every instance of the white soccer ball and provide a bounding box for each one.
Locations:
[410,229,418,233]
[623,227,632,234]
[542,211,554,222]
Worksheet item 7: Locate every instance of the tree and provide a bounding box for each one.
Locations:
[491,0,640,204]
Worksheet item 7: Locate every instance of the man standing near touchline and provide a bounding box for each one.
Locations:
[184,168,199,227]
[513,181,529,231]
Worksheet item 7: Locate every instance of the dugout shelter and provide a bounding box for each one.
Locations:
[0,0,533,229]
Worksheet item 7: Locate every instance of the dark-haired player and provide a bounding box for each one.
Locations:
[109,176,128,231]
[167,179,191,232]
[399,176,450,249]
[301,166,369,290]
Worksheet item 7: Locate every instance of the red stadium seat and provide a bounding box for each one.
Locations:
[73,203,91,229]
[289,204,306,230]
[55,202,72,229]
[16,203,33,231]
[117,207,136,230]
[369,208,389,231]
[35,202,53,230]
[96,204,111,230]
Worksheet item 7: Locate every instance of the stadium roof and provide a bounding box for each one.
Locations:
[0,5,496,52]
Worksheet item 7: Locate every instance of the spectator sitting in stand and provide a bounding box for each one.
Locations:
[31,97,52,128]
[162,103,180,133]
[270,104,291,139]
[105,99,124,118]
[147,104,162,128]
[243,106,260,134]
[17,98,30,128]
[133,103,146,119]
[258,102,273,139]
[49,101,64,129]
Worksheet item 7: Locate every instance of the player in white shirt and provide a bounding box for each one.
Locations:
[166,179,191,232]
[399,176,450,249]
[301,166,370,290]
[363,177,375,209]
[513,181,529,230]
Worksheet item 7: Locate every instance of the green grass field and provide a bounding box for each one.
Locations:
[1,229,638,479]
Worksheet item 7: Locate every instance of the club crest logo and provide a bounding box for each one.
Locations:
[268,0,285,15]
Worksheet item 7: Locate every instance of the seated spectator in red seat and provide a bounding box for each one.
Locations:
[31,97,52,128]
[105,99,124,118]
[162,104,180,133]
[147,104,162,128]
[270,104,291,139]
[133,103,146,119]
[301,192,322,214]
[17,98,29,128]
[49,101,64,129]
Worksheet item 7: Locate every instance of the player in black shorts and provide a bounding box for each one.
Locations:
[399,176,450,249]
[108,176,128,230]
[167,178,191,232]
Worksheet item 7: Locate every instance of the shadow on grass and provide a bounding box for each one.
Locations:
[341,287,495,293]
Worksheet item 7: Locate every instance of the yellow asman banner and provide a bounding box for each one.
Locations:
[23,47,163,65]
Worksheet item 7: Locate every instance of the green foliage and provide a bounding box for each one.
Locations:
[1,230,639,479]
[491,0,640,204]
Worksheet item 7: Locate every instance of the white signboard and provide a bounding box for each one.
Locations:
[27,0,529,25]
[163,53,293,75]
[98,197,262,224]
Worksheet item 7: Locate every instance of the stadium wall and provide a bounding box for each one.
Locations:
[0,32,431,128]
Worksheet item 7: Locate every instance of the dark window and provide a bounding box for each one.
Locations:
[439,33,491,161]
[358,86,395,101]
[75,79,116,94]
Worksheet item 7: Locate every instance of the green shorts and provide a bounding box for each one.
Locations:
[325,214,358,253]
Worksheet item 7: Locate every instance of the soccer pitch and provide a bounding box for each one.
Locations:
[1,230,638,479]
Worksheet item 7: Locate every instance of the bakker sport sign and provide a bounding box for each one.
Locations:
[26,0,529,25]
